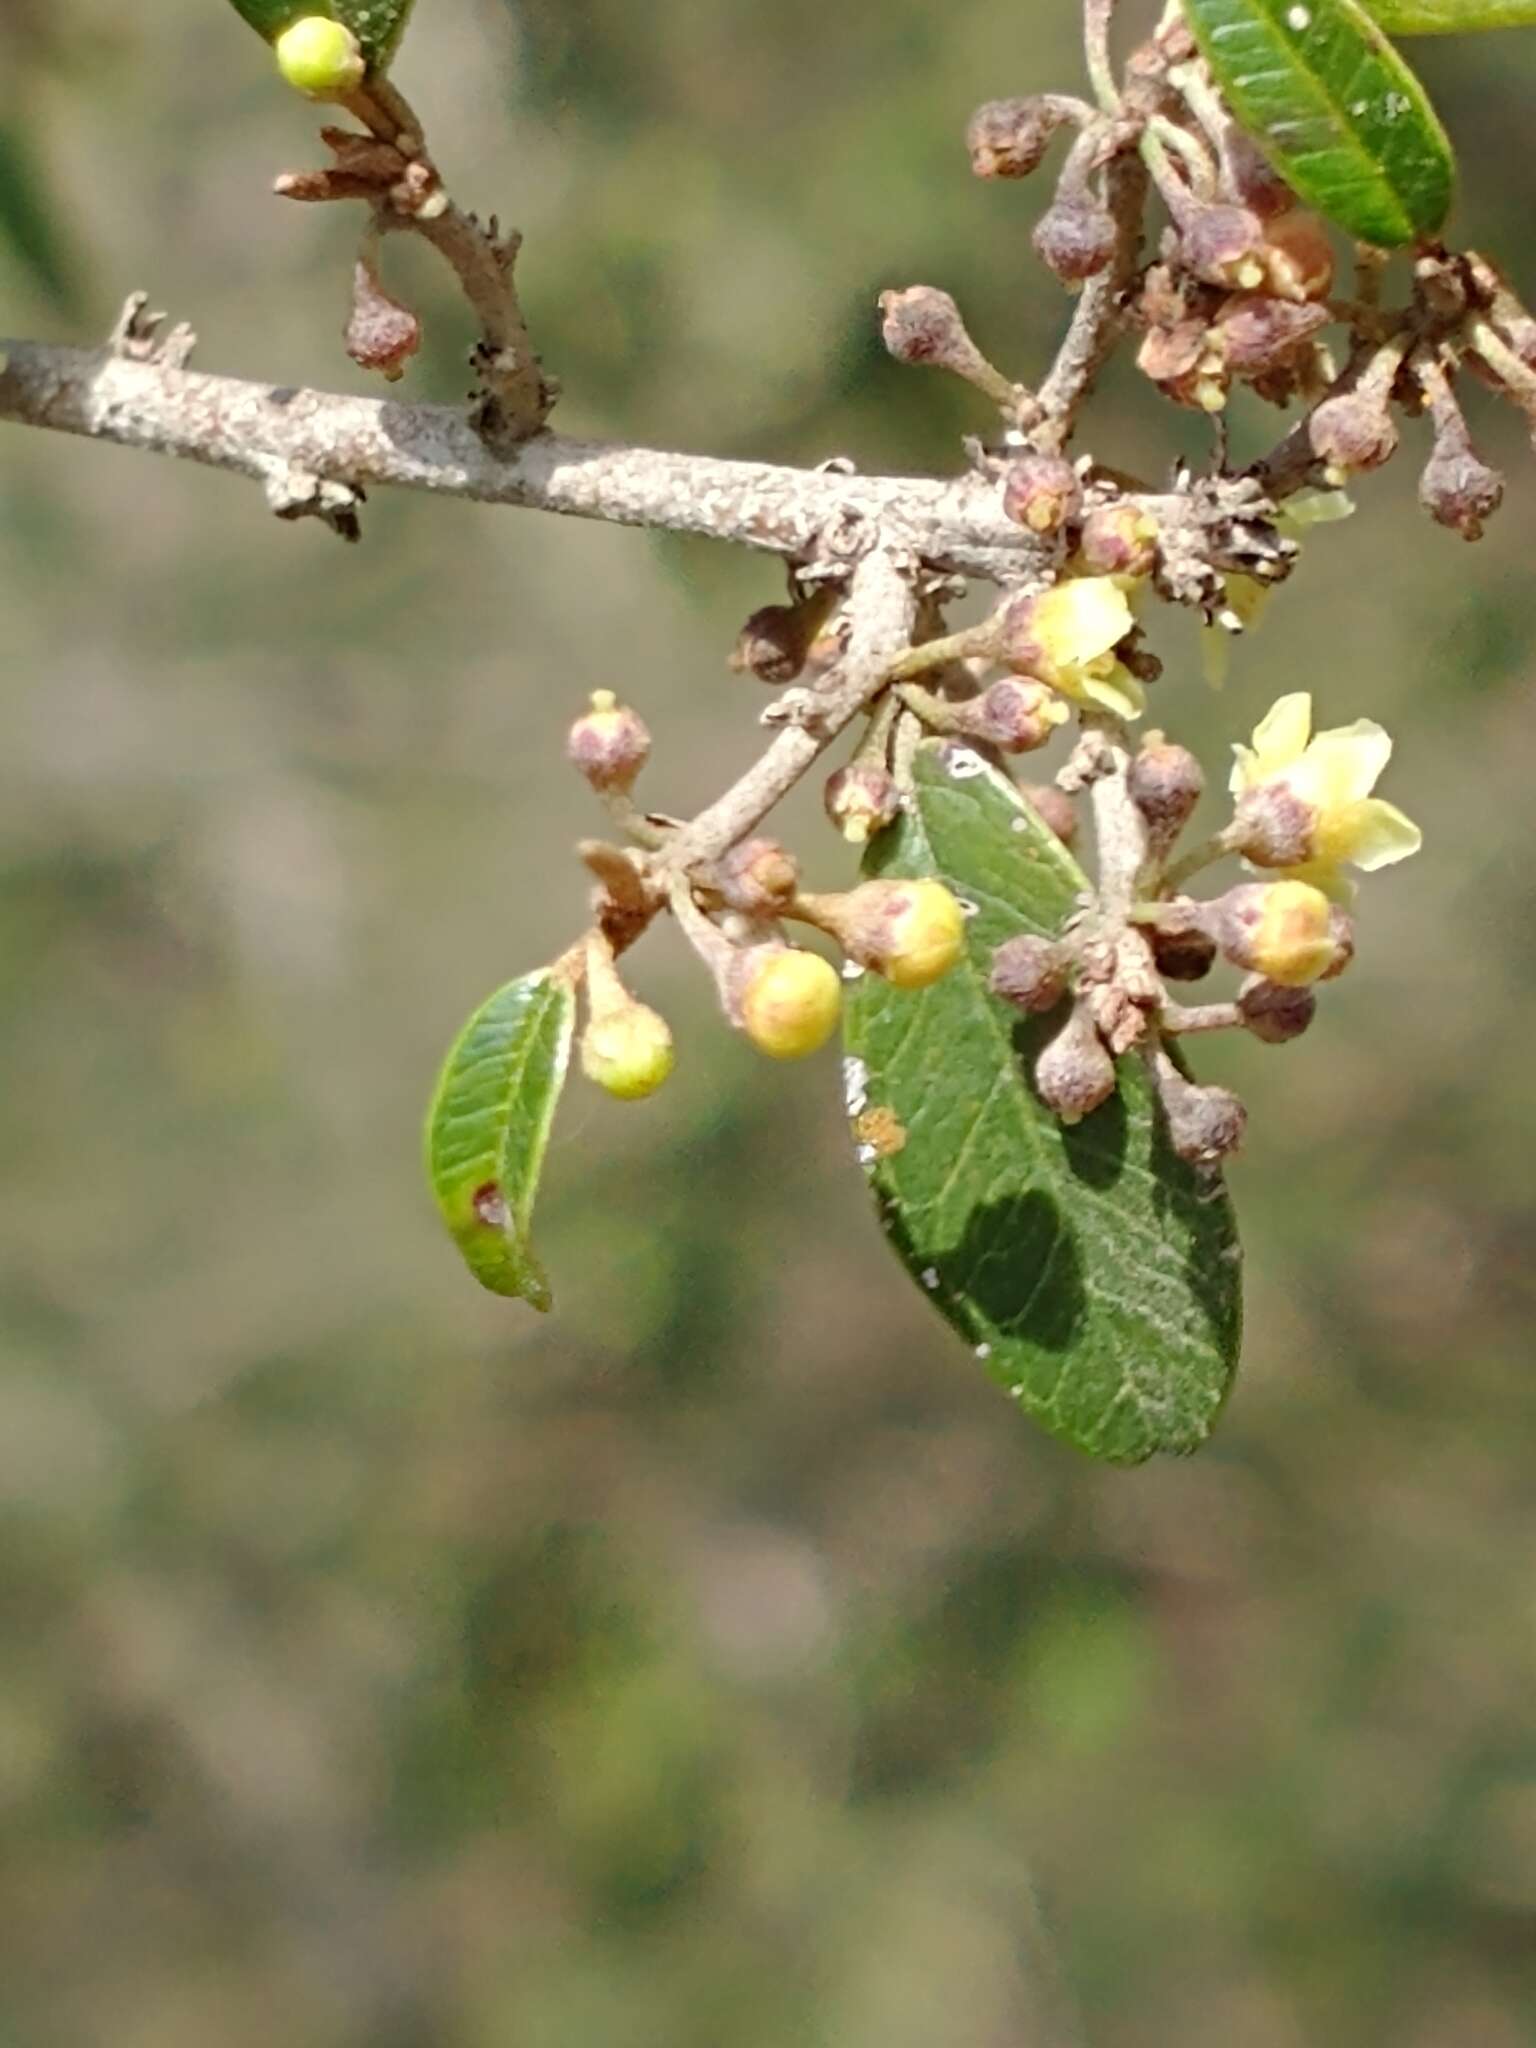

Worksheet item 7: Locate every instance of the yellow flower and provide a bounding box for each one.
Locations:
[1001,577,1144,719]
[1229,692,1421,898]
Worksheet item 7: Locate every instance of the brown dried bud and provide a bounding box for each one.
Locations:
[1035,1004,1116,1124]
[1002,453,1081,536]
[1260,209,1335,303]
[879,286,991,381]
[955,678,1068,754]
[1177,204,1268,291]
[1078,502,1159,579]
[1237,975,1317,1044]
[1308,388,1400,478]
[1419,423,1505,542]
[715,837,801,917]
[966,96,1073,179]
[731,602,823,684]
[1229,783,1318,869]
[1019,784,1079,846]
[990,934,1071,1015]
[1128,736,1204,857]
[1214,294,1329,377]
[566,690,651,793]
[824,762,901,845]
[1033,195,1117,284]
[1159,1071,1248,1168]
[345,254,422,381]
[1152,926,1218,983]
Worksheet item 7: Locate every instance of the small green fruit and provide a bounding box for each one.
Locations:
[275,16,366,97]
[580,1003,675,1102]
[737,948,842,1061]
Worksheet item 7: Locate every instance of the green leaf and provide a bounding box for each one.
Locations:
[425,968,576,1310]
[0,123,77,311]
[223,0,416,71]
[1181,0,1455,246]
[843,743,1242,1465]
[1366,0,1536,27]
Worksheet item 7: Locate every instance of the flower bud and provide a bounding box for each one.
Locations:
[346,255,421,382]
[824,761,901,845]
[1159,1072,1248,1168]
[1035,1004,1116,1124]
[1018,784,1079,847]
[1033,196,1117,284]
[731,602,824,684]
[956,678,1068,754]
[1308,388,1399,480]
[1260,210,1335,303]
[1151,925,1218,983]
[1229,782,1318,869]
[1320,906,1355,981]
[1002,453,1081,536]
[1177,203,1268,291]
[990,934,1071,1014]
[1078,502,1159,580]
[581,1002,676,1100]
[797,879,966,991]
[966,96,1072,179]
[1213,294,1329,378]
[1419,426,1505,542]
[1236,975,1316,1044]
[1210,880,1341,987]
[733,945,843,1060]
[566,690,651,793]
[1127,735,1203,857]
[714,836,800,918]
[878,287,994,385]
[275,17,366,98]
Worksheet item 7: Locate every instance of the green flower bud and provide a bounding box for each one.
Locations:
[275,17,366,98]
[581,1002,675,1100]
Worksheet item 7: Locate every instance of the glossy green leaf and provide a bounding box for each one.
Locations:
[843,742,1242,1465]
[425,969,575,1310]
[223,0,416,71]
[1182,0,1454,245]
[1367,0,1536,27]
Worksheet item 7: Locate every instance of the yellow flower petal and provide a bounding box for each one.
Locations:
[1299,719,1393,805]
[1031,578,1136,676]
[1230,691,1311,796]
[1335,797,1422,873]
[1058,660,1145,720]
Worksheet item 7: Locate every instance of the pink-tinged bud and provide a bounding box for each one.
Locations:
[566,690,651,793]
[1019,784,1079,846]
[1177,204,1269,291]
[1159,1072,1248,1168]
[824,761,901,845]
[1260,209,1335,303]
[796,879,967,991]
[1078,502,1159,579]
[956,678,1069,754]
[1035,1004,1116,1124]
[1002,453,1082,535]
[1033,195,1117,283]
[990,934,1071,1014]
[1308,388,1399,479]
[714,837,800,918]
[966,96,1073,179]
[879,286,994,384]
[731,603,823,684]
[1229,782,1319,870]
[1152,926,1218,983]
[1128,735,1203,857]
[1419,425,1505,542]
[1214,294,1329,377]
[345,255,421,381]
[1237,975,1317,1044]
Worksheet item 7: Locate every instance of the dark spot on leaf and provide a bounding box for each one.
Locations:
[472,1181,509,1229]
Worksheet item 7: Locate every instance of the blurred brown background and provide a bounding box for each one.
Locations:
[2,2,1535,2042]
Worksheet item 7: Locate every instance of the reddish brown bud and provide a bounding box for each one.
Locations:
[824,762,901,845]
[1159,1072,1248,1168]
[879,286,991,380]
[1078,502,1159,579]
[1237,976,1317,1044]
[1214,294,1329,377]
[1002,453,1081,535]
[1035,1004,1116,1123]
[1033,195,1117,283]
[1177,204,1269,291]
[1260,209,1335,303]
[1128,736,1204,857]
[1308,388,1399,478]
[1152,926,1218,983]
[956,678,1068,754]
[714,837,801,917]
[1019,783,1079,847]
[731,603,823,684]
[990,934,1071,1014]
[1419,423,1505,542]
[566,691,651,793]
[345,254,421,381]
[966,96,1073,179]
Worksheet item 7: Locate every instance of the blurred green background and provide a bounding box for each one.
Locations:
[3,2,1536,2042]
